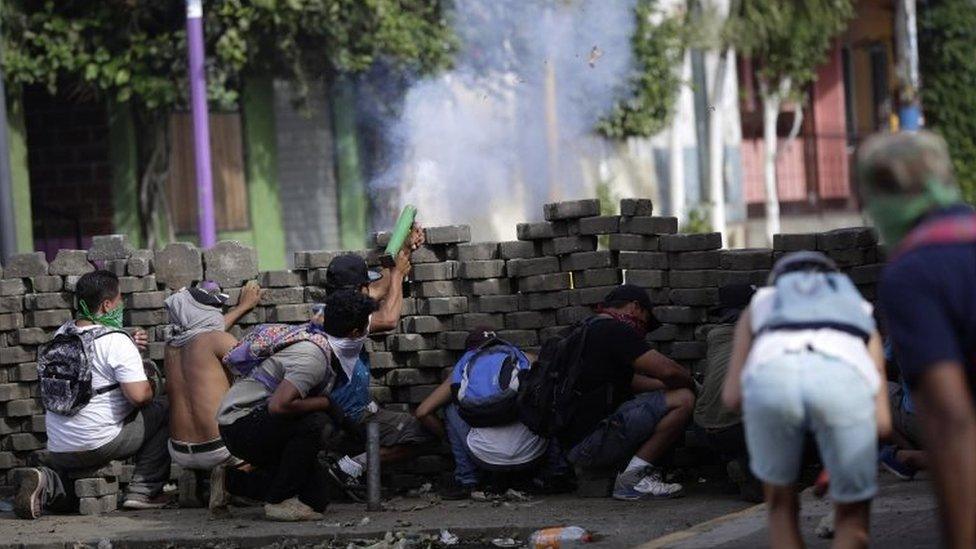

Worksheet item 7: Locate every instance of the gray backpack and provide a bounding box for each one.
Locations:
[37,323,129,416]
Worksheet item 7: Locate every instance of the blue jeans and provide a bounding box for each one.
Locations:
[567,391,667,470]
[742,350,877,503]
[444,404,568,487]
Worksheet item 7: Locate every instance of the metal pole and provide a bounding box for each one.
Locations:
[895,0,921,131]
[0,22,19,263]
[185,0,217,247]
[366,421,381,511]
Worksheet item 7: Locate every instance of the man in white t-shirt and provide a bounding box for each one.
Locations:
[14,270,171,519]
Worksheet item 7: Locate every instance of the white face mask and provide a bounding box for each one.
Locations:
[326,333,368,379]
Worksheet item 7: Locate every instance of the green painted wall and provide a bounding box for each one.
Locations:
[332,77,368,250]
[107,103,143,248]
[241,78,286,270]
[7,93,32,252]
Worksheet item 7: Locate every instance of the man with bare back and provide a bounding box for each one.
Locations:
[164,281,263,471]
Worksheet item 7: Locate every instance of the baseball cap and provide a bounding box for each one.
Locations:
[325,254,383,289]
[188,280,229,307]
[602,284,654,312]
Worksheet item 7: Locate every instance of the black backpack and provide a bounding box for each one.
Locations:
[517,316,607,437]
[37,323,129,416]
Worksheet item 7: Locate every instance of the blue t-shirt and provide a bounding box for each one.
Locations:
[330,354,372,422]
[879,206,976,393]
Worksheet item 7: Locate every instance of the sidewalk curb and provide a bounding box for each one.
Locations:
[636,503,766,548]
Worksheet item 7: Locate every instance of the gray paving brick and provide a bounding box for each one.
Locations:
[413,280,464,298]
[126,250,154,276]
[453,313,505,331]
[620,198,654,216]
[410,245,450,264]
[578,216,620,235]
[49,250,94,276]
[125,291,167,310]
[559,251,614,271]
[504,311,554,330]
[541,236,598,256]
[401,316,450,334]
[269,304,311,322]
[466,278,512,295]
[454,242,499,261]
[543,199,601,220]
[155,243,203,289]
[0,279,26,296]
[258,270,305,288]
[472,295,520,313]
[518,273,571,293]
[3,253,48,278]
[720,249,773,270]
[411,261,459,282]
[516,222,566,241]
[608,234,659,251]
[507,257,559,278]
[25,310,71,328]
[556,306,593,325]
[497,330,539,347]
[29,276,63,293]
[660,233,722,252]
[773,233,818,252]
[573,268,621,288]
[88,234,134,261]
[498,240,539,259]
[617,252,668,270]
[388,333,437,352]
[669,251,721,270]
[518,291,570,310]
[418,297,468,316]
[437,331,471,350]
[653,306,706,324]
[619,216,678,235]
[204,241,259,288]
[670,288,720,306]
[0,295,22,313]
[817,227,878,251]
[624,270,666,288]
[425,225,471,244]
[459,260,506,279]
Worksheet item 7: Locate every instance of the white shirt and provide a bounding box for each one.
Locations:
[45,325,147,453]
[743,287,880,392]
[466,423,548,467]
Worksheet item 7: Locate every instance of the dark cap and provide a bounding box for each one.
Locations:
[325,254,383,289]
[602,284,654,312]
[465,327,497,350]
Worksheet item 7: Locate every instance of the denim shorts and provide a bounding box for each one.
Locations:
[567,391,667,470]
[742,351,878,503]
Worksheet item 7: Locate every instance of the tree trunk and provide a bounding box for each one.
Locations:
[759,79,782,243]
[708,48,732,242]
[136,114,175,249]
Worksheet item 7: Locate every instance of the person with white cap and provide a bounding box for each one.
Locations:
[722,251,891,548]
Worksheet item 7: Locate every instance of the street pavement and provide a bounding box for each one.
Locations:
[0,472,939,547]
[641,474,939,548]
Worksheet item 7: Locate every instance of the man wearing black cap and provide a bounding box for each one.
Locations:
[563,284,696,501]
[319,228,435,499]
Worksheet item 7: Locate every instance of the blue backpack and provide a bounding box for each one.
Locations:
[759,271,875,341]
[330,352,372,422]
[451,337,530,428]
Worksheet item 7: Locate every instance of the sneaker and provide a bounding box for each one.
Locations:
[122,492,173,510]
[14,468,44,519]
[613,467,684,501]
[440,481,476,501]
[264,497,323,522]
[323,457,366,503]
[880,445,917,481]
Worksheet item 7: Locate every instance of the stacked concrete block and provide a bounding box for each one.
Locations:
[0,199,895,491]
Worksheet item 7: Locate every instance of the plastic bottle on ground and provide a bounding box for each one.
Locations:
[529,526,592,548]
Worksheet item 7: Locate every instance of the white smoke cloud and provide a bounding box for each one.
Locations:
[369,0,638,240]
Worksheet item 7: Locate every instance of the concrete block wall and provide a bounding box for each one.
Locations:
[0,199,884,490]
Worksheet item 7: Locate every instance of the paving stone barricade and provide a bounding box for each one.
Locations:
[0,199,885,496]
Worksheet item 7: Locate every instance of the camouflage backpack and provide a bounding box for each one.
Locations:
[222,323,332,392]
[37,322,130,416]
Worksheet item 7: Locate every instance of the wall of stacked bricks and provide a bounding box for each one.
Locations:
[0,198,884,503]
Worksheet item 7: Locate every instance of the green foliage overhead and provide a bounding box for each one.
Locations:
[597,0,685,139]
[1,0,456,114]
[919,0,976,203]
[727,0,853,97]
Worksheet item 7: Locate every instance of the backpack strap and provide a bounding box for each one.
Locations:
[892,211,976,261]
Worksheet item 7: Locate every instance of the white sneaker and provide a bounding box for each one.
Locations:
[264,497,323,522]
[632,470,684,499]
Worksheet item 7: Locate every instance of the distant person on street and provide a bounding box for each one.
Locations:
[860,131,976,548]
[15,270,170,518]
[562,284,695,501]
[723,252,890,549]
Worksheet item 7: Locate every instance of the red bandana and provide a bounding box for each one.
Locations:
[597,309,649,338]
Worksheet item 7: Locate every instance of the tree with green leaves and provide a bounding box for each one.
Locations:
[1,0,455,246]
[919,0,976,204]
[727,0,854,242]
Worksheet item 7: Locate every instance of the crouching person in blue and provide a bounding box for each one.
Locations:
[416,329,572,499]
[210,290,374,521]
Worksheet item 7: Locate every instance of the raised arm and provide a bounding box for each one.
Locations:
[224,280,264,330]
[369,250,410,332]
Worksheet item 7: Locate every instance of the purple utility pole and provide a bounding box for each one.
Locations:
[186,0,217,247]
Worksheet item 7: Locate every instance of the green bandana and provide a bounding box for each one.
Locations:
[78,300,124,329]
[865,180,962,248]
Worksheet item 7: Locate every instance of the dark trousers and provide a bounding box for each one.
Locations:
[219,407,330,512]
